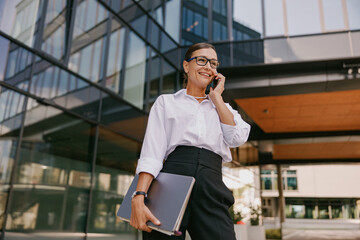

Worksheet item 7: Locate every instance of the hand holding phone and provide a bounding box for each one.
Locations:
[205,71,219,94]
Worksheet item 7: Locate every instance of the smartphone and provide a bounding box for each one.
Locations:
[205,75,219,94]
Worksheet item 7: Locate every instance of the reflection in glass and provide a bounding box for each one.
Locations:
[0,0,41,47]
[213,43,231,67]
[323,0,345,31]
[89,127,139,234]
[108,0,133,13]
[131,13,148,39]
[331,201,343,219]
[232,40,264,65]
[0,87,26,135]
[162,59,176,94]
[2,42,33,83]
[287,177,297,190]
[150,20,160,49]
[149,54,160,99]
[346,0,360,30]
[286,0,321,36]
[29,62,100,121]
[5,102,93,233]
[72,0,107,38]
[0,86,24,229]
[182,1,208,44]
[212,0,228,41]
[100,94,146,141]
[232,0,263,39]
[41,0,67,60]
[123,32,147,109]
[262,177,272,190]
[264,0,284,36]
[153,1,164,26]
[164,0,180,42]
[106,20,125,93]
[69,0,108,83]
[161,32,177,54]
[318,204,329,219]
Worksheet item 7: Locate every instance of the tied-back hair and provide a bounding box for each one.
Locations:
[183,42,216,88]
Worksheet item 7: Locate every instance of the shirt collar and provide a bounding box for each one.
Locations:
[174,89,216,108]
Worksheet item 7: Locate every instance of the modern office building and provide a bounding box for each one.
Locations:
[0,0,360,239]
[261,164,360,229]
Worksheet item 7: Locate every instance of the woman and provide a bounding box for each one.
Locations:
[130,42,250,240]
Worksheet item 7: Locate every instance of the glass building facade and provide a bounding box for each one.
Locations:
[0,0,360,239]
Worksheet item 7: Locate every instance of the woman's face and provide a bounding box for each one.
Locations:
[183,48,218,90]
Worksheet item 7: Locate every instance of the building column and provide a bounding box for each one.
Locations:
[277,164,285,224]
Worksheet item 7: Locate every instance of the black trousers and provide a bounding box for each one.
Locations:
[143,146,236,240]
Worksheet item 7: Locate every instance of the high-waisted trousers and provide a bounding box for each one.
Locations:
[142,146,236,240]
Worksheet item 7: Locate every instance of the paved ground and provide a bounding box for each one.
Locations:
[283,229,360,240]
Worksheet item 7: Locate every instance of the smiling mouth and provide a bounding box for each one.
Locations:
[199,72,211,77]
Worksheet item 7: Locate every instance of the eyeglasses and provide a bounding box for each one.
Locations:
[186,56,220,69]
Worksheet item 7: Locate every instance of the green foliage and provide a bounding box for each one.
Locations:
[265,228,282,239]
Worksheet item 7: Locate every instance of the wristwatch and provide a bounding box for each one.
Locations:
[131,191,147,199]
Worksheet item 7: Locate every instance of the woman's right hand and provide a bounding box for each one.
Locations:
[130,195,161,232]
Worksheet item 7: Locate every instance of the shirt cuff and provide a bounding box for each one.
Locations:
[135,157,163,178]
[221,122,237,144]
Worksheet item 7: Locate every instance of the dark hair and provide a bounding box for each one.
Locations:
[183,42,217,88]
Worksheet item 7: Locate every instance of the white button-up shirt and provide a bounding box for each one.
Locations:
[136,89,251,177]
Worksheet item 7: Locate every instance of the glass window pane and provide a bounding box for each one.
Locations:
[123,32,147,109]
[261,177,272,190]
[287,177,297,190]
[154,3,164,26]
[288,205,305,218]
[41,0,67,60]
[30,61,100,121]
[5,101,91,237]
[0,0,41,47]
[149,54,160,98]
[212,0,228,41]
[264,0,285,36]
[0,87,24,231]
[106,19,125,93]
[130,15,147,39]
[161,32,177,54]
[0,38,11,81]
[318,204,330,219]
[346,0,360,30]
[100,94,147,141]
[323,0,345,31]
[88,127,140,236]
[162,60,176,94]
[286,0,321,36]
[182,1,208,44]
[69,0,108,83]
[150,20,160,48]
[233,0,263,39]
[1,37,33,91]
[165,0,180,42]
[5,50,18,79]
[213,43,231,67]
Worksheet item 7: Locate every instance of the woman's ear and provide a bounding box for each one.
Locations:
[183,60,189,73]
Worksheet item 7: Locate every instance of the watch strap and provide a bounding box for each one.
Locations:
[131,191,147,199]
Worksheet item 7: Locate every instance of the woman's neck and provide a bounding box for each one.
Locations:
[186,87,206,98]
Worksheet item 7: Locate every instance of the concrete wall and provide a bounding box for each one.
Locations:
[262,164,360,198]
